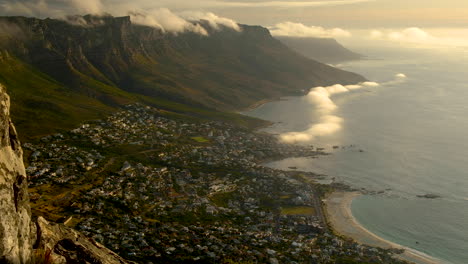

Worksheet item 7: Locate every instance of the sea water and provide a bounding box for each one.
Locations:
[245,46,468,264]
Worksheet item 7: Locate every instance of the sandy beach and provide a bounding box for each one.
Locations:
[324,191,445,264]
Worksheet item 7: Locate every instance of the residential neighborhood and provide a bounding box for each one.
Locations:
[25,104,408,263]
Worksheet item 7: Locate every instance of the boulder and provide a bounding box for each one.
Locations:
[35,217,131,264]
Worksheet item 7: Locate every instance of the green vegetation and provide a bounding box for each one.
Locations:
[191,136,210,143]
[280,206,316,216]
[210,191,236,207]
[0,56,120,140]
[0,15,364,140]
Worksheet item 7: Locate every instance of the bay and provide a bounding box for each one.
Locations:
[245,46,468,264]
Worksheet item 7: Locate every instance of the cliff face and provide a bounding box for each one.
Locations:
[0,84,33,264]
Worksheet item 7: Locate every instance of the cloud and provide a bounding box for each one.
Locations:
[388,27,435,42]
[280,115,344,143]
[395,73,406,78]
[0,1,241,36]
[280,74,406,144]
[128,9,242,35]
[370,28,437,44]
[0,0,105,17]
[204,0,375,8]
[0,0,51,17]
[129,8,209,35]
[70,0,104,15]
[368,28,468,47]
[180,11,241,32]
[113,0,375,9]
[270,22,351,38]
[370,30,383,39]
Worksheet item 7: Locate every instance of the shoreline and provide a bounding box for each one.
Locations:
[238,98,280,113]
[324,191,445,264]
[239,95,299,113]
[242,89,446,264]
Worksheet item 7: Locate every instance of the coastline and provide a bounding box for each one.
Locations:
[324,191,445,264]
[238,98,280,113]
[242,91,446,264]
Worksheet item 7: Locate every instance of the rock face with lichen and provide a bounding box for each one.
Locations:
[0,83,33,263]
[0,84,132,263]
[35,217,130,264]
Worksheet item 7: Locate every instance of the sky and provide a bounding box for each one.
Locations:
[1,0,468,28]
[1,0,468,47]
[186,0,468,28]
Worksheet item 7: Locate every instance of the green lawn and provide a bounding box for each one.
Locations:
[280,206,316,216]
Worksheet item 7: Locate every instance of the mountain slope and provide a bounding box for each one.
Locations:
[276,36,362,64]
[0,15,365,138]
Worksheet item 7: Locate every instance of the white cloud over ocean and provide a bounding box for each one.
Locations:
[366,27,468,47]
[280,74,406,144]
[270,22,351,38]
[370,28,436,44]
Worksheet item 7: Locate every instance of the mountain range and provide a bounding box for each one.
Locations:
[0,15,365,139]
[276,36,362,64]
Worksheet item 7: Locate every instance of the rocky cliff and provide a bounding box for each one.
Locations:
[0,83,33,263]
[0,84,130,263]
[34,217,131,264]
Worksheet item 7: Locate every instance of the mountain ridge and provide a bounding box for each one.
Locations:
[276,36,362,64]
[0,15,365,139]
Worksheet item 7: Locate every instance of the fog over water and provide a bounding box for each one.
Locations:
[246,46,468,264]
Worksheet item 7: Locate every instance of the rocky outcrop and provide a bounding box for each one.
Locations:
[0,84,131,263]
[0,83,33,264]
[35,217,131,264]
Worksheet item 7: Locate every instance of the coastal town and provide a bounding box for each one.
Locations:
[25,104,409,263]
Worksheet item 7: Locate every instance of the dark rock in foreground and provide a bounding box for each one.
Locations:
[36,217,131,264]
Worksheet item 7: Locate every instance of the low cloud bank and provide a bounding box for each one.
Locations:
[180,11,241,32]
[129,9,209,35]
[270,22,351,38]
[0,1,241,36]
[129,9,241,35]
[280,74,406,144]
[370,28,440,45]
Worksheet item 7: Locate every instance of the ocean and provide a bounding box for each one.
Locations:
[244,45,468,264]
